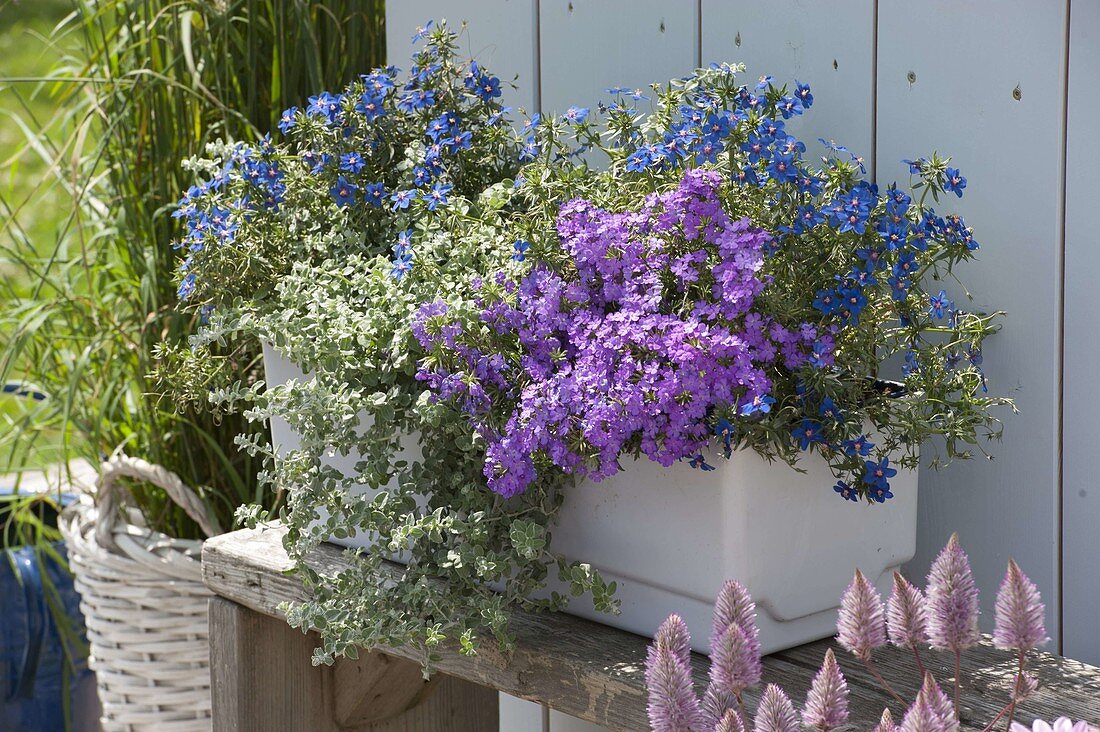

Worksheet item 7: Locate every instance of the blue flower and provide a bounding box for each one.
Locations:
[339,152,366,173]
[397,89,436,113]
[714,417,734,456]
[794,81,813,108]
[819,397,842,421]
[892,251,919,278]
[929,289,952,319]
[812,288,840,315]
[423,182,452,211]
[277,106,298,134]
[843,435,874,457]
[474,74,501,102]
[735,164,760,187]
[625,145,659,172]
[443,129,472,152]
[903,349,919,376]
[755,75,774,90]
[354,93,385,121]
[391,249,414,280]
[363,182,386,207]
[943,167,967,197]
[688,454,716,471]
[863,457,897,488]
[766,153,798,183]
[563,106,589,125]
[776,95,803,119]
[177,272,196,301]
[868,484,894,503]
[411,166,434,188]
[792,419,824,450]
[306,91,342,123]
[855,246,885,272]
[834,480,858,502]
[512,239,530,262]
[391,189,415,210]
[694,137,724,165]
[888,275,910,301]
[330,176,358,206]
[740,394,775,416]
[411,20,433,43]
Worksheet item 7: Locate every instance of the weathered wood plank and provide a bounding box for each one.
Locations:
[203,526,1100,731]
[208,596,497,731]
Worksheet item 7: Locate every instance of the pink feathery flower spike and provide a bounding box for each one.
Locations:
[802,647,849,732]
[701,685,736,729]
[993,559,1048,651]
[646,617,704,732]
[1014,670,1039,702]
[899,698,941,732]
[1010,720,1095,732]
[918,673,958,732]
[711,621,762,696]
[715,708,745,732]
[873,708,899,732]
[837,568,887,661]
[887,571,929,650]
[754,684,799,732]
[926,533,981,652]
[657,613,694,665]
[712,580,757,646]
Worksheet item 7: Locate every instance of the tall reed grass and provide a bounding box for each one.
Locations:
[1,0,385,538]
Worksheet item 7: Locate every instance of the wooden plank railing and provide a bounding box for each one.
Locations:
[201,525,1100,731]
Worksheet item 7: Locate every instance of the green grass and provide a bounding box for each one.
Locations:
[0,0,81,468]
[0,0,80,278]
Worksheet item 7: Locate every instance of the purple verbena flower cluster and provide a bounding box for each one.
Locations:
[416,169,833,497]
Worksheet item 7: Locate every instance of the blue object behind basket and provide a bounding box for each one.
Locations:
[1,490,98,732]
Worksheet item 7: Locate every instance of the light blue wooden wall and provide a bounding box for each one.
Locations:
[384,6,1097,721]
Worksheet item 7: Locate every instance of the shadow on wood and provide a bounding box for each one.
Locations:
[208,597,498,731]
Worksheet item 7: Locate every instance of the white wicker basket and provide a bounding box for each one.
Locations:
[60,455,220,732]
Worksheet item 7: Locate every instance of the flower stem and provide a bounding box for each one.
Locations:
[1004,651,1026,732]
[865,656,906,706]
[912,645,927,681]
[980,702,1012,732]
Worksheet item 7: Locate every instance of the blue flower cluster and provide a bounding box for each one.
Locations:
[171,21,519,304]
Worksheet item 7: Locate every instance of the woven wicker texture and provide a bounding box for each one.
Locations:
[61,455,218,731]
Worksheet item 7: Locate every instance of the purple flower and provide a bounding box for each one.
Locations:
[993,559,1048,651]
[715,709,745,732]
[917,673,958,732]
[710,622,761,698]
[754,684,799,732]
[926,533,981,653]
[837,569,887,662]
[873,708,898,732]
[887,571,929,650]
[802,648,849,731]
[646,616,705,732]
[711,580,756,647]
[898,698,940,732]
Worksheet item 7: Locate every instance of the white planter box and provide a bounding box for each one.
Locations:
[262,345,918,656]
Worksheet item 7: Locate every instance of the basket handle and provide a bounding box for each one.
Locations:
[94,455,222,548]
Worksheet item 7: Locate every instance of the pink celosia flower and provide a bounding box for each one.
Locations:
[712,580,758,649]
[754,684,799,732]
[715,708,745,732]
[837,568,887,661]
[802,648,849,731]
[1015,670,1039,702]
[918,673,958,732]
[899,698,940,732]
[993,559,1048,651]
[646,616,704,732]
[657,613,694,664]
[873,708,898,732]
[926,533,981,652]
[1009,719,1095,732]
[711,621,762,696]
[887,571,929,650]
